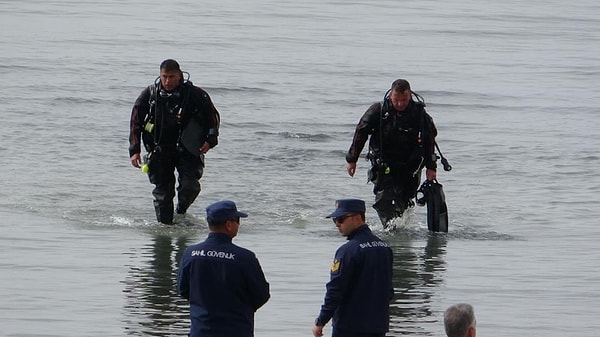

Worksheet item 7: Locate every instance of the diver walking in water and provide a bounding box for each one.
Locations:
[129,59,220,225]
[345,79,439,228]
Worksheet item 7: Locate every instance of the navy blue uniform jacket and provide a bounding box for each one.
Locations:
[177,233,270,337]
[317,225,394,334]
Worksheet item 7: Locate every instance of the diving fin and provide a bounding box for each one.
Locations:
[418,179,449,232]
[180,117,205,158]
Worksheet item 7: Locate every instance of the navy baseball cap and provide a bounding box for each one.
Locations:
[326,198,366,218]
[206,200,248,223]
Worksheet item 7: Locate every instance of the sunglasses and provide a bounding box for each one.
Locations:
[333,214,353,224]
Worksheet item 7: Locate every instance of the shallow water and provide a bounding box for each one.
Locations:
[1,0,600,336]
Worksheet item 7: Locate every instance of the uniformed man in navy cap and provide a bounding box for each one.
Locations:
[177,200,270,337]
[312,198,394,337]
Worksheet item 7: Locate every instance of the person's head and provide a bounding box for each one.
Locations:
[326,199,367,236]
[389,79,412,111]
[159,59,183,92]
[444,303,477,337]
[206,200,249,238]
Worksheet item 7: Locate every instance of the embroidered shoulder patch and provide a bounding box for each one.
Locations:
[330,259,340,273]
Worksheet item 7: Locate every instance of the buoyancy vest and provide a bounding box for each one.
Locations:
[380,103,422,160]
[369,99,430,176]
[142,81,192,153]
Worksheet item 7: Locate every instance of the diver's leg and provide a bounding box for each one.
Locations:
[379,171,413,221]
[175,152,204,214]
[373,189,396,227]
[149,152,176,224]
[397,170,422,211]
[372,172,399,228]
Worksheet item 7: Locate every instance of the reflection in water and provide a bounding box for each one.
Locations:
[122,234,193,336]
[388,233,448,336]
[119,230,446,336]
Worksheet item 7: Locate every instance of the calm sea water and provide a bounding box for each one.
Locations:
[1,0,599,336]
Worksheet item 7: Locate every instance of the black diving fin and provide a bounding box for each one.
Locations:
[180,116,205,158]
[416,179,449,232]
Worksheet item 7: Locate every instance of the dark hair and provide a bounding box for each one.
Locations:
[208,217,239,228]
[391,79,411,93]
[208,220,226,228]
[160,59,181,72]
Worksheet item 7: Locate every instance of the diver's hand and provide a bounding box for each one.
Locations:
[130,153,141,168]
[426,168,437,181]
[199,141,211,154]
[312,325,324,337]
[346,162,357,177]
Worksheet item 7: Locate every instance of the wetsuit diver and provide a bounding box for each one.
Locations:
[345,79,438,228]
[129,59,220,225]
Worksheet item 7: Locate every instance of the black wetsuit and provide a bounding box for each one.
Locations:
[346,99,437,226]
[129,81,220,224]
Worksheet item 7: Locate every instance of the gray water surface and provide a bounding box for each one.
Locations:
[1,0,599,336]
